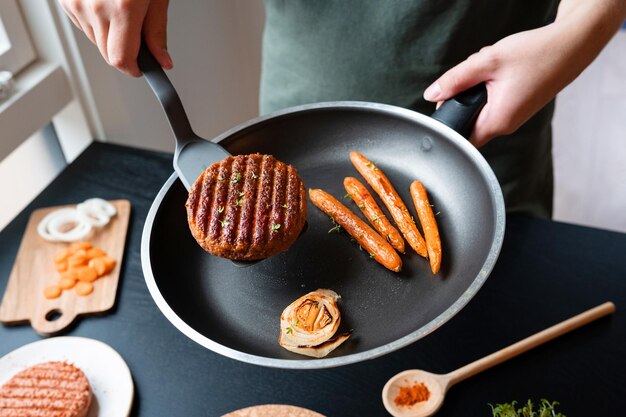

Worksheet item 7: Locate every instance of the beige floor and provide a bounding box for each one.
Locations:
[553,30,626,233]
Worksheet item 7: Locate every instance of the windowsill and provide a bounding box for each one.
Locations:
[0,62,71,159]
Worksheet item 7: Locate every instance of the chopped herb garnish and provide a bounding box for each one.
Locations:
[358,203,365,209]
[218,206,224,213]
[231,172,242,183]
[369,253,375,258]
[236,198,243,207]
[490,399,566,417]
[435,211,441,217]
[358,232,364,238]
[328,224,341,234]
[344,193,353,200]
[219,219,229,227]
[367,162,377,170]
[371,215,380,222]
[218,175,224,181]
[282,204,288,209]
[359,245,363,251]
[286,326,293,335]
[239,191,245,197]
[350,237,355,242]
[326,211,335,222]
[251,172,257,179]
[271,223,281,233]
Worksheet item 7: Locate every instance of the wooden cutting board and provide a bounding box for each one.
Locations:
[0,200,131,335]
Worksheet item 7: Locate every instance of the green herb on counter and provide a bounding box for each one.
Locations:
[490,399,565,417]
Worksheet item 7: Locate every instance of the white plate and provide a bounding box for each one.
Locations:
[0,336,134,417]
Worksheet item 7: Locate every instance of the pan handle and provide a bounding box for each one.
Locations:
[430,83,487,139]
[137,42,198,147]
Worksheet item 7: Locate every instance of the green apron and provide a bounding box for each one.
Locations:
[260,0,559,217]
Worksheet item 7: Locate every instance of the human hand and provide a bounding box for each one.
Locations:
[59,0,172,77]
[424,0,626,148]
[423,25,577,147]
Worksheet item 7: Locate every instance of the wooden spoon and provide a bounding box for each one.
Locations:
[382,302,615,417]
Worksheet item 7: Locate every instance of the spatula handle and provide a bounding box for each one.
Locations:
[137,42,198,148]
[446,302,616,386]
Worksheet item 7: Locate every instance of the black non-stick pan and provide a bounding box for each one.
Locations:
[139,47,505,369]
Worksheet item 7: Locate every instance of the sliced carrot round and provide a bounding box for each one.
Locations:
[101,256,116,274]
[87,247,106,258]
[75,281,94,296]
[44,285,62,299]
[68,254,87,268]
[88,258,107,276]
[58,277,77,290]
[53,248,71,263]
[76,266,98,282]
[55,260,68,273]
[70,241,92,251]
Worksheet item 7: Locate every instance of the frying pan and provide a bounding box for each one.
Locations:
[139,47,505,369]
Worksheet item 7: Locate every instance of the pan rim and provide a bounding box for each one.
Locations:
[141,101,505,369]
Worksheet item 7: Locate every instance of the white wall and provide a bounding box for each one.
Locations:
[552,31,626,233]
[75,0,265,152]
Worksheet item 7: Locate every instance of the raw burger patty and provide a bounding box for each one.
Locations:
[186,154,307,260]
[0,361,92,417]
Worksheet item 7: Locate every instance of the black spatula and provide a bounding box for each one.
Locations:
[137,42,231,190]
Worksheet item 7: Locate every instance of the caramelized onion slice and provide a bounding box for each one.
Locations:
[280,331,352,358]
[279,288,351,358]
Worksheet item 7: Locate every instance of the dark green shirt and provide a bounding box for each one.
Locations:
[260,0,559,217]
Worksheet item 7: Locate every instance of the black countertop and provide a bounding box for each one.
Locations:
[1,143,624,416]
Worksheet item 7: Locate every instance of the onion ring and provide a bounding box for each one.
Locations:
[279,289,351,358]
[81,198,117,217]
[76,202,110,227]
[37,198,116,242]
[38,208,92,242]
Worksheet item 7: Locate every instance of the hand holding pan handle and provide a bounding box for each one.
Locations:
[136,41,230,190]
[431,83,487,139]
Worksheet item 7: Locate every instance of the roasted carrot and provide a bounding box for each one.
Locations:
[344,177,405,253]
[350,151,427,257]
[410,180,442,274]
[309,188,402,272]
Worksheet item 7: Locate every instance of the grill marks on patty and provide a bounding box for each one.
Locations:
[0,361,92,417]
[186,154,307,260]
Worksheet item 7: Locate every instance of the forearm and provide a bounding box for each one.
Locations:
[550,0,626,86]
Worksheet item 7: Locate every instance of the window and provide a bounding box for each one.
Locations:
[0,0,36,74]
[0,1,94,231]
